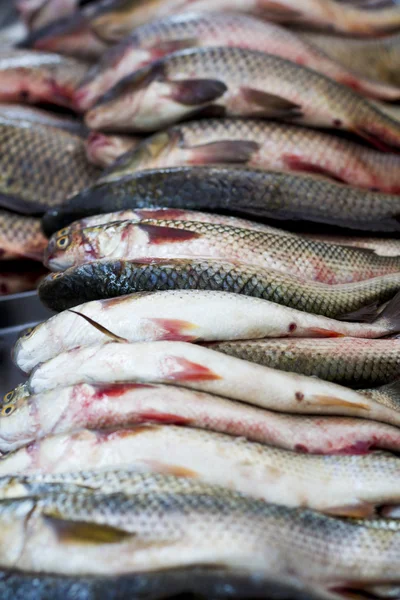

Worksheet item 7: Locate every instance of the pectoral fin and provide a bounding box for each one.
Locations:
[167,79,227,106]
[324,502,376,518]
[240,88,302,118]
[45,516,132,545]
[187,140,259,165]
[313,395,370,411]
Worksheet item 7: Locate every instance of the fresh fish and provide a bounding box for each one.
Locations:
[20,12,110,61]
[5,382,400,456]
[85,131,141,167]
[208,338,400,388]
[0,49,88,109]
[26,340,400,426]
[88,0,400,41]
[0,118,100,216]
[0,104,86,135]
[4,424,400,518]
[0,262,46,296]
[41,166,400,237]
[301,234,400,257]
[38,257,400,320]
[301,31,400,88]
[44,218,400,284]
[0,210,47,261]
[75,12,400,111]
[85,47,400,152]
[15,290,400,374]
[98,119,400,194]
[17,0,79,30]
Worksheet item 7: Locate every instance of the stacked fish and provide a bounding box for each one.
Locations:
[1,0,400,597]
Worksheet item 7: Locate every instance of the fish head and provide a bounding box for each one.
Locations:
[0,497,37,568]
[13,323,47,375]
[44,228,83,271]
[0,385,35,452]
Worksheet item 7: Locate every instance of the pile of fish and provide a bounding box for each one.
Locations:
[1,0,400,597]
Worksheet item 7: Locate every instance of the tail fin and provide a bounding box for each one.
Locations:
[361,380,400,412]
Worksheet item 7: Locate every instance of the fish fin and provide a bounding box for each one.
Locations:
[44,516,132,544]
[324,502,376,518]
[68,310,129,343]
[143,460,199,478]
[138,223,202,244]
[186,140,259,165]
[313,395,370,411]
[167,78,227,106]
[375,290,400,334]
[166,356,222,381]
[147,318,199,342]
[308,328,345,338]
[353,127,400,153]
[240,88,302,118]
[337,301,381,323]
[282,155,346,182]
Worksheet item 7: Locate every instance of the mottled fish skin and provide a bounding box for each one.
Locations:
[37,258,400,321]
[41,166,400,237]
[85,47,400,152]
[0,119,100,215]
[14,290,400,374]
[45,218,400,284]
[301,234,400,257]
[0,49,88,109]
[75,12,400,111]
[4,382,400,456]
[208,338,400,388]
[25,341,400,426]
[301,31,400,88]
[4,425,400,518]
[0,104,86,136]
[99,119,400,194]
[0,210,47,261]
[85,132,141,168]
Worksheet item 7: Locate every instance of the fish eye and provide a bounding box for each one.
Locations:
[2,391,14,404]
[51,272,63,280]
[56,235,70,250]
[1,403,16,417]
[57,228,70,237]
[20,326,35,339]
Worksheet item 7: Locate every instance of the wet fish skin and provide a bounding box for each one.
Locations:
[45,218,400,284]
[100,119,400,195]
[41,166,400,238]
[0,210,46,261]
[208,338,400,388]
[75,12,400,111]
[14,290,399,374]
[37,257,400,322]
[0,104,86,136]
[0,49,88,109]
[5,382,400,456]
[301,234,400,257]
[85,131,141,168]
[85,47,400,152]
[0,119,100,216]
[26,341,400,426]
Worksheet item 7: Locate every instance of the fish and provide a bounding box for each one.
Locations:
[26,340,400,426]
[88,0,400,41]
[37,257,400,320]
[4,424,400,518]
[0,118,100,216]
[85,132,141,168]
[98,119,400,194]
[41,166,400,237]
[5,382,400,456]
[0,262,47,296]
[75,12,400,111]
[15,290,400,374]
[17,0,79,31]
[20,12,110,61]
[301,234,400,257]
[301,31,400,88]
[0,48,88,109]
[0,210,47,261]
[0,104,86,136]
[207,338,400,388]
[84,47,400,152]
[44,218,400,284]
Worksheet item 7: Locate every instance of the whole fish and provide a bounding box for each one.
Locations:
[85,47,400,152]
[301,234,400,257]
[44,218,400,284]
[98,119,400,194]
[301,31,400,88]
[5,382,400,456]
[37,257,400,320]
[26,341,400,426]
[41,166,400,237]
[88,0,400,41]
[0,49,88,109]
[208,338,400,388]
[75,12,400,111]
[0,104,86,136]
[0,119,100,215]
[85,131,141,167]
[4,424,400,518]
[0,210,46,261]
[15,290,400,374]
[17,0,79,30]
[20,12,110,61]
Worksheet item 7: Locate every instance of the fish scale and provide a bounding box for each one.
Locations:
[0,209,46,260]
